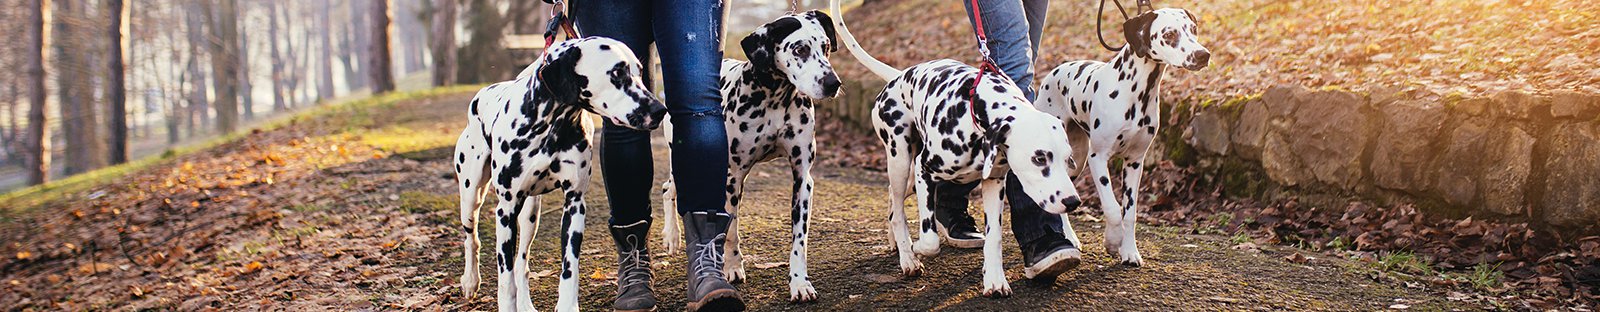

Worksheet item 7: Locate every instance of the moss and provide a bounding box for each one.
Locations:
[0,85,485,216]
[399,191,454,214]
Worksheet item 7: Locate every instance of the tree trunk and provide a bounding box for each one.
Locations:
[268,1,286,112]
[316,1,335,100]
[108,0,130,165]
[370,0,397,94]
[236,3,254,121]
[430,0,457,86]
[344,0,370,90]
[184,1,209,133]
[57,0,107,175]
[25,0,51,185]
[202,0,241,133]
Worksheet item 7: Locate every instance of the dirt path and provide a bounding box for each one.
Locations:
[1,91,1485,311]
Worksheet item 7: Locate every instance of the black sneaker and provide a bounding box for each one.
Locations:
[933,184,983,249]
[1020,236,1082,280]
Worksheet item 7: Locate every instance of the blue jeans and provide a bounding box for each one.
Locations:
[574,0,729,226]
[940,0,1066,247]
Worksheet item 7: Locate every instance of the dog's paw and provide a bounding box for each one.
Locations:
[789,278,818,303]
[912,237,941,256]
[1118,245,1144,267]
[899,257,924,277]
[981,273,1013,298]
[724,256,747,284]
[459,273,479,298]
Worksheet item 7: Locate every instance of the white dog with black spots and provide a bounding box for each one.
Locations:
[659,10,842,303]
[830,0,1083,297]
[1034,8,1210,267]
[454,37,667,312]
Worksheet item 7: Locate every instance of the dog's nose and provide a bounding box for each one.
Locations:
[1188,50,1211,70]
[821,73,841,97]
[645,102,668,129]
[1063,195,1082,210]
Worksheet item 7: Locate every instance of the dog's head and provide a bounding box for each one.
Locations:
[539,37,667,130]
[978,82,1084,215]
[1125,8,1209,71]
[741,10,842,99]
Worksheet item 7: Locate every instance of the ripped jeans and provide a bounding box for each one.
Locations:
[574,0,729,226]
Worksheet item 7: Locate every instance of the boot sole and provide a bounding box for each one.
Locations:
[936,223,984,249]
[687,289,745,312]
[614,307,657,312]
[1023,248,1082,280]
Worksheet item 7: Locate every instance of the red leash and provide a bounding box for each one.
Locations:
[966,0,1005,129]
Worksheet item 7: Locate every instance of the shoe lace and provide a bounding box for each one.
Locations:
[619,235,652,288]
[692,234,727,280]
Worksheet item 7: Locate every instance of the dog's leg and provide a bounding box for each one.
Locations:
[661,120,682,254]
[786,139,818,302]
[910,167,941,256]
[978,178,1012,297]
[1115,147,1151,266]
[885,154,923,276]
[491,196,523,312]
[661,179,681,253]
[455,131,491,298]
[1085,150,1127,256]
[555,189,588,312]
[515,195,539,311]
[723,165,752,283]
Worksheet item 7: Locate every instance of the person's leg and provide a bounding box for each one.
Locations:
[574,2,661,310]
[1023,0,1049,64]
[932,181,982,248]
[575,0,656,228]
[964,0,1037,100]
[1007,172,1081,280]
[653,1,743,310]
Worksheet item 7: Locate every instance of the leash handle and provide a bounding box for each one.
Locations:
[1097,0,1154,52]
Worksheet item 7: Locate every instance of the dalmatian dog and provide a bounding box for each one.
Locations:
[830,0,1082,297]
[454,37,666,312]
[658,10,841,303]
[1033,8,1209,267]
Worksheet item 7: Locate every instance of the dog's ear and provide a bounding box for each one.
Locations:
[539,46,585,105]
[742,17,803,68]
[1123,12,1157,58]
[1183,9,1199,24]
[806,10,838,53]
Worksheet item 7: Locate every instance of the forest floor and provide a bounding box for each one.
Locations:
[0,90,1502,311]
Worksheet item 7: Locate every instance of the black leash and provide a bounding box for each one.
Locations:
[1097,0,1153,52]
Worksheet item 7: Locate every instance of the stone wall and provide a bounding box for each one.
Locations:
[820,79,1600,228]
[1184,85,1600,227]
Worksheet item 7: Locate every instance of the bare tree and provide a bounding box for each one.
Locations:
[429,0,456,86]
[268,0,286,112]
[108,0,131,164]
[202,0,241,133]
[316,1,335,99]
[369,0,396,94]
[25,0,52,185]
[57,0,108,175]
[184,0,209,133]
[236,2,253,120]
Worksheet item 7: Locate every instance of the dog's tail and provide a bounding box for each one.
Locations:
[830,0,902,81]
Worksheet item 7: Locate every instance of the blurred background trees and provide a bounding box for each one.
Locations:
[0,0,560,191]
[0,0,820,191]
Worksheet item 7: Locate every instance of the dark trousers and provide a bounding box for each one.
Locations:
[574,0,730,226]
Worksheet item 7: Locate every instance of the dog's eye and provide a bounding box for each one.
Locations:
[795,45,811,55]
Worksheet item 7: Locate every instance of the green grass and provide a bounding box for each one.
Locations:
[1373,251,1434,276]
[0,85,485,219]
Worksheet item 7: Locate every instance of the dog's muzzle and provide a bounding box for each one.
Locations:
[1185,50,1211,71]
[821,73,842,98]
[642,102,669,129]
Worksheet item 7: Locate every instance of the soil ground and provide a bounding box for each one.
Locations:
[0,91,1490,311]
